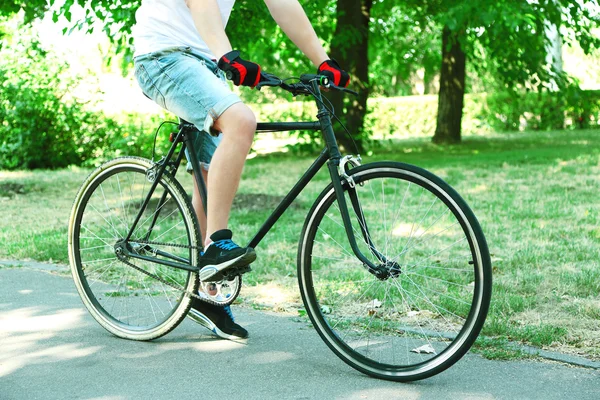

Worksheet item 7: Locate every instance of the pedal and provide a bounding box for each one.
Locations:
[199,264,252,282]
[197,277,242,307]
[222,264,252,280]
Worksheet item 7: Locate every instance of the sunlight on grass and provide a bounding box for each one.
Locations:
[2,129,600,360]
[0,171,32,179]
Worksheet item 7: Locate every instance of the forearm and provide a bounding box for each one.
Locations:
[186,0,232,58]
[263,0,328,67]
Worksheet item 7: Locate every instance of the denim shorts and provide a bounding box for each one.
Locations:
[133,46,242,172]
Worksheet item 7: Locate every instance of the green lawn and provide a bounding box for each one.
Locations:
[1,129,599,360]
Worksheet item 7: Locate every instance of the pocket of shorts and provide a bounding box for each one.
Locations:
[134,63,166,109]
[180,51,222,77]
[154,52,182,74]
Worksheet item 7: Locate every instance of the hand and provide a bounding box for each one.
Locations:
[218,50,262,88]
[318,59,350,87]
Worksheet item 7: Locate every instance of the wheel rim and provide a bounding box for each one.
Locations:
[72,163,196,335]
[301,166,490,378]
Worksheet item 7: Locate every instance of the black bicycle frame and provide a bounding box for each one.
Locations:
[123,79,381,273]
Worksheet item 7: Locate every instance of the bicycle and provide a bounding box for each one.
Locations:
[68,73,492,382]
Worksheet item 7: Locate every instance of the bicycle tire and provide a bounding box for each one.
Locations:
[68,157,200,341]
[298,162,492,381]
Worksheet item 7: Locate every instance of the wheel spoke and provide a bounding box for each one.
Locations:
[300,165,491,381]
[70,160,199,340]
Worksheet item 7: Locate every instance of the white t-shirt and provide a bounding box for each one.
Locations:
[132,0,236,58]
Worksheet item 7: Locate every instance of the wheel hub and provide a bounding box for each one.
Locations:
[113,239,130,260]
[369,260,402,280]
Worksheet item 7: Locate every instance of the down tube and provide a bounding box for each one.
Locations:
[247,150,329,249]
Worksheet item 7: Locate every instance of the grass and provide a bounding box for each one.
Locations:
[1,128,599,360]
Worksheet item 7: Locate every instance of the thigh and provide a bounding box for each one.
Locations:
[134,48,239,169]
[134,48,242,134]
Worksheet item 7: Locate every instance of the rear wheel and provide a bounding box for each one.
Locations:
[68,157,200,340]
[298,162,492,381]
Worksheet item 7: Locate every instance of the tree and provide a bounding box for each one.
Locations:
[402,0,600,144]
[12,1,598,148]
[433,25,466,144]
[328,0,373,152]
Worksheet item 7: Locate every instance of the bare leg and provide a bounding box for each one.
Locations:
[192,168,218,296]
[204,103,256,247]
[191,167,209,243]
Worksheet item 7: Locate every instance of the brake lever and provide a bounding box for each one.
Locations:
[256,73,283,91]
[328,84,359,96]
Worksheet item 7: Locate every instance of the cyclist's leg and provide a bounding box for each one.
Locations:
[206,103,256,246]
[186,129,219,242]
[191,167,209,241]
[134,46,250,243]
[133,47,251,339]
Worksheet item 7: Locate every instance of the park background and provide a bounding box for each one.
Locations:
[1,0,599,362]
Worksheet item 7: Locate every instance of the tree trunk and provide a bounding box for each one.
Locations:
[423,66,437,95]
[328,0,373,153]
[432,26,466,144]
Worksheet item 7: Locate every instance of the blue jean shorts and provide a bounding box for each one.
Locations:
[133,47,242,172]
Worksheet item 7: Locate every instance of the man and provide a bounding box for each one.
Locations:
[132,0,350,340]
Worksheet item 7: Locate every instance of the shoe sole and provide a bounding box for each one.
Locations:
[199,248,256,282]
[187,309,248,341]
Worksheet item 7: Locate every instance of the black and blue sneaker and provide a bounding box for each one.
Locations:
[188,298,249,340]
[198,229,256,282]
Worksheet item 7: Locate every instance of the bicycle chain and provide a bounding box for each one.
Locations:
[135,239,202,250]
[115,240,240,306]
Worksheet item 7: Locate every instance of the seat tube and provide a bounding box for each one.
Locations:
[183,131,208,215]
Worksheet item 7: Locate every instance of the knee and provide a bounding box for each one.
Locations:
[237,106,257,131]
[235,107,257,144]
[216,104,256,145]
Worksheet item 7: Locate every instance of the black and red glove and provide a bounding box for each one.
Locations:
[318,59,350,87]
[218,50,262,88]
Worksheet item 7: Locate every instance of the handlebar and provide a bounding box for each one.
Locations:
[258,72,358,97]
[225,71,358,97]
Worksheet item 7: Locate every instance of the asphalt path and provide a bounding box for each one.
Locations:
[1,267,598,400]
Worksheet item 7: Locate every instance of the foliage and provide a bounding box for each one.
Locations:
[369,3,441,96]
[369,94,489,138]
[254,93,490,147]
[6,0,600,147]
[390,0,600,143]
[0,0,48,23]
[100,112,177,163]
[4,0,438,98]
[484,87,600,132]
[402,0,600,90]
[0,26,112,169]
[0,21,173,170]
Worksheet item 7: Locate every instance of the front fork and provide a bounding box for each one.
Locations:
[327,155,400,280]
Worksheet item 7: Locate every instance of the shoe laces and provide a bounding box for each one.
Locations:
[214,239,239,251]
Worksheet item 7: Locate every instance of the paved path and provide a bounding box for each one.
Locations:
[0,268,598,400]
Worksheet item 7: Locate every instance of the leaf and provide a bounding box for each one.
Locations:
[370,299,382,308]
[411,344,436,354]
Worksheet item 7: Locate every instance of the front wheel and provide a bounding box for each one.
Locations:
[298,162,492,381]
